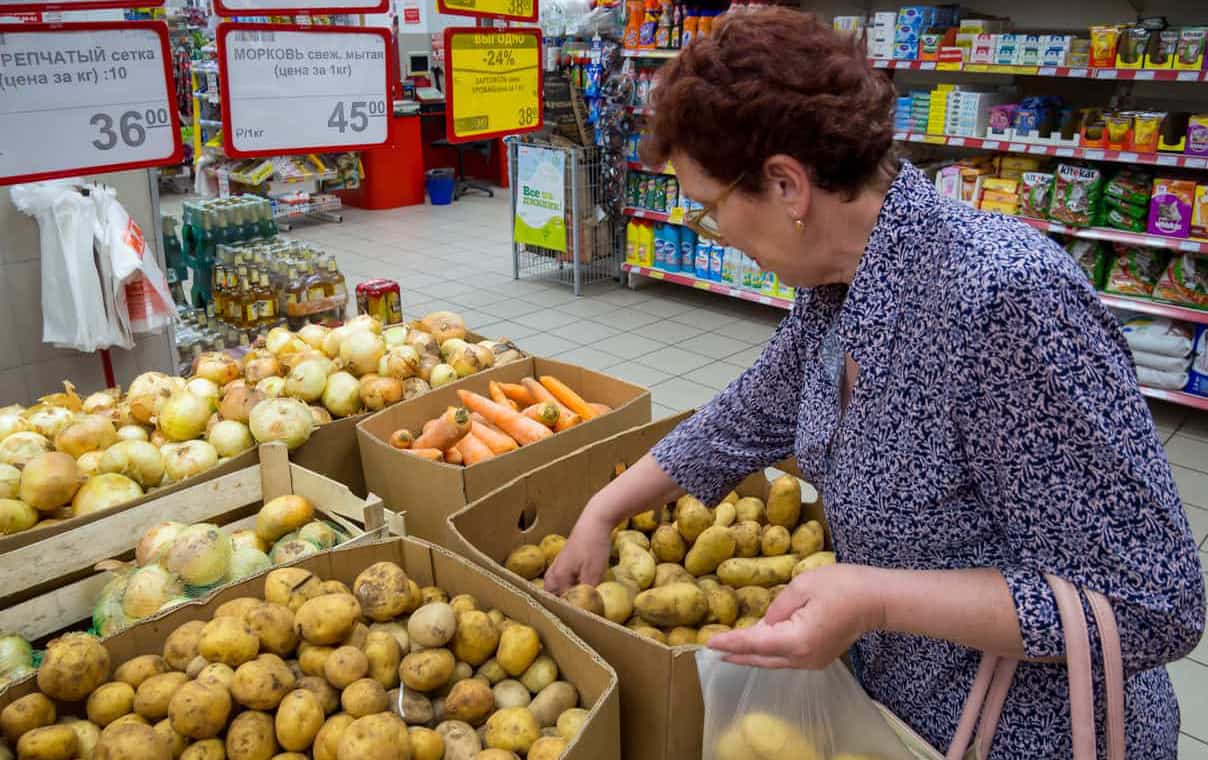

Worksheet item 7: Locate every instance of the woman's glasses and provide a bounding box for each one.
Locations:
[684,175,743,241]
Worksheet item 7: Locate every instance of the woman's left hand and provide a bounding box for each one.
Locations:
[707,563,886,670]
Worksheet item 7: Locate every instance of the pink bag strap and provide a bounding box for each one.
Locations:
[945,575,1126,760]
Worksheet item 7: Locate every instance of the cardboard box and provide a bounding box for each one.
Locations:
[357,357,651,545]
[0,536,621,760]
[0,443,392,642]
[447,415,825,760]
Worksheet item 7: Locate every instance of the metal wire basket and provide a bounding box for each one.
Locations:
[508,137,620,295]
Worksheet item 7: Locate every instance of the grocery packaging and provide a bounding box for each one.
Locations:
[1152,254,1208,308]
[1148,178,1197,238]
[1186,325,1208,397]
[1105,246,1167,296]
[1121,317,1194,358]
[1048,164,1104,228]
[1066,239,1109,290]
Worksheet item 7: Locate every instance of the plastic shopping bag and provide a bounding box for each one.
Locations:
[92,185,174,335]
[696,647,916,760]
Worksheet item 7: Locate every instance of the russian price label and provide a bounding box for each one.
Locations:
[0,0,161,14]
[444,28,541,143]
[437,0,535,23]
[218,24,390,158]
[213,0,385,19]
[0,22,182,184]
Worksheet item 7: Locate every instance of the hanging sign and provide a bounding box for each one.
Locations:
[514,143,566,251]
[444,27,542,144]
[436,0,535,23]
[0,21,182,185]
[213,0,384,19]
[217,23,390,158]
[0,0,162,14]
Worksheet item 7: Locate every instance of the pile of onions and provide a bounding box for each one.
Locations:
[127,371,176,424]
[116,424,149,442]
[162,440,219,482]
[228,544,272,581]
[270,537,319,564]
[403,377,431,400]
[321,371,362,418]
[121,563,184,619]
[449,344,495,378]
[27,406,75,439]
[383,325,408,348]
[0,632,33,685]
[379,346,420,380]
[420,310,467,344]
[256,376,286,398]
[99,440,165,488]
[230,529,268,553]
[136,521,186,565]
[0,413,30,442]
[298,520,341,549]
[405,330,438,357]
[53,415,117,459]
[158,390,213,442]
[297,323,330,351]
[194,352,241,386]
[82,390,118,415]
[0,463,19,499]
[248,398,313,450]
[339,330,386,377]
[219,385,264,424]
[285,359,328,402]
[0,432,51,468]
[243,355,282,385]
[0,498,38,535]
[164,523,232,587]
[19,452,80,512]
[76,451,105,478]
[184,377,221,408]
[72,473,143,516]
[309,406,333,426]
[359,375,403,411]
[429,363,458,388]
[208,420,254,458]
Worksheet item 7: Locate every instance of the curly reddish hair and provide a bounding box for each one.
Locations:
[641,8,896,199]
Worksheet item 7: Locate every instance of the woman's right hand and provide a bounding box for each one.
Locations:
[543,500,614,595]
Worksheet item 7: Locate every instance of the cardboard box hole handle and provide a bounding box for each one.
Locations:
[518,502,540,534]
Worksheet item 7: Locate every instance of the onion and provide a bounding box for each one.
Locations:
[228,544,272,581]
[405,330,439,357]
[110,401,136,428]
[298,323,330,350]
[77,451,104,478]
[92,571,131,636]
[72,473,143,516]
[165,523,232,586]
[449,344,495,378]
[256,376,286,398]
[208,420,254,458]
[244,356,282,385]
[117,424,150,442]
[417,354,440,382]
[346,314,383,334]
[421,310,467,345]
[129,371,174,398]
[270,537,319,564]
[440,338,470,360]
[0,463,19,499]
[402,377,431,400]
[185,377,221,409]
[0,633,33,678]
[158,391,212,442]
[162,440,219,482]
[230,529,269,554]
[206,412,221,437]
[285,359,329,402]
[265,327,297,355]
[136,521,186,565]
[0,404,24,417]
[54,415,117,459]
[429,363,458,388]
[321,324,355,359]
[127,372,176,425]
[219,386,265,425]
[378,346,420,380]
[360,375,403,411]
[480,339,524,365]
[82,390,118,415]
[0,431,52,468]
[309,406,332,426]
[298,520,341,549]
[339,330,386,377]
[248,398,314,450]
[99,440,165,488]
[321,371,363,418]
[150,430,168,447]
[195,352,242,386]
[19,452,80,512]
[0,413,31,443]
[383,325,408,348]
[121,563,184,620]
[0,498,38,535]
[28,406,75,439]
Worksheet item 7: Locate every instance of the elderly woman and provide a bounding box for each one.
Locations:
[545,9,1204,757]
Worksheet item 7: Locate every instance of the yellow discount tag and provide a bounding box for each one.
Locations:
[445,29,543,142]
[438,0,536,21]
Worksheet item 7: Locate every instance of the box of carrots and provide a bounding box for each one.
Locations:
[356,357,652,546]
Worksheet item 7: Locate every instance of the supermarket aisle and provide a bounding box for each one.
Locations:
[264,193,1208,753]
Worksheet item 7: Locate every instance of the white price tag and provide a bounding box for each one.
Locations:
[219,24,389,157]
[873,59,888,68]
[1177,71,1200,82]
[920,61,936,70]
[1134,70,1155,80]
[0,23,181,184]
[1187,158,1208,169]
[983,140,1001,149]
[1156,155,1177,166]
[1084,149,1105,160]
[1069,68,1088,77]
[1008,143,1026,152]
[949,137,965,146]
[1097,69,1118,79]
[214,0,383,16]
[0,0,161,11]
[1038,67,1056,76]
[1180,241,1202,253]
[1056,148,1074,157]
[1027,144,1048,154]
[1119,152,1138,162]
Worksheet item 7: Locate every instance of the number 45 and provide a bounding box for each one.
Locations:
[328,101,369,133]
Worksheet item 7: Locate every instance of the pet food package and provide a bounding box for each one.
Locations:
[1186,325,1208,397]
[1152,254,1208,308]
[1136,365,1190,390]
[1121,316,1194,357]
[1148,178,1196,238]
[1048,164,1104,227]
[1134,350,1193,373]
[1066,239,1110,290]
[1193,185,1208,238]
[1105,246,1167,296]
[1020,172,1054,218]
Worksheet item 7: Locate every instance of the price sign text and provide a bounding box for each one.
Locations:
[444,28,542,143]
[437,0,535,23]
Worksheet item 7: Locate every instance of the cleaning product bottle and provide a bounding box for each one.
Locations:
[652,224,666,269]
[664,224,681,271]
[639,0,660,49]
[626,219,641,264]
[671,4,683,48]
[709,241,725,281]
[624,0,643,49]
[655,2,673,49]
[682,8,698,48]
[680,228,697,275]
[695,235,711,279]
[643,221,658,266]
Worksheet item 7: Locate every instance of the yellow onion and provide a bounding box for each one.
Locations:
[19,452,80,512]
[208,420,254,458]
[0,431,52,468]
[99,440,164,489]
[270,537,319,564]
[162,440,219,482]
[165,523,232,586]
[405,329,439,357]
[0,464,19,499]
[420,310,467,345]
[0,404,23,417]
[72,473,143,516]
[136,521,186,565]
[297,323,330,351]
[439,338,470,361]
[82,390,118,415]
[248,398,313,450]
[321,371,363,418]
[92,569,131,636]
[383,325,408,348]
[206,412,220,437]
[243,356,282,385]
[285,359,329,402]
[195,352,242,386]
[230,529,269,554]
[76,451,104,479]
[228,544,272,581]
[150,430,168,447]
[185,377,221,409]
[346,314,383,334]
[0,414,31,443]
[117,424,150,442]
[308,406,332,426]
[265,326,294,353]
[109,401,136,428]
[0,632,33,681]
[127,372,176,425]
[378,346,420,380]
[158,391,212,442]
[219,385,265,425]
[256,376,286,398]
[54,415,117,459]
[339,330,386,377]
[403,377,431,400]
[121,564,184,620]
[321,324,355,359]
[359,375,403,411]
[429,363,458,388]
[0,499,37,535]
[480,339,524,365]
[417,354,440,382]
[298,520,341,549]
[28,406,75,439]
[449,344,495,378]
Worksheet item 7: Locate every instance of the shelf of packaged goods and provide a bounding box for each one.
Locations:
[622,49,679,59]
[1098,293,1208,324]
[627,160,676,175]
[1138,386,1208,411]
[870,58,1208,82]
[892,131,1208,170]
[622,263,793,310]
[623,206,686,224]
[625,106,654,117]
[1019,217,1208,254]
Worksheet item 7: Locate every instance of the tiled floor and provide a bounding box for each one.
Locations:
[177,189,1208,750]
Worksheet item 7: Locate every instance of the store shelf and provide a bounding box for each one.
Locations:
[1139,386,1208,411]
[627,160,676,175]
[893,131,1208,170]
[623,206,685,224]
[1019,217,1208,254]
[1098,293,1208,324]
[622,49,679,59]
[623,263,793,310]
[625,106,654,117]
[871,58,1208,81]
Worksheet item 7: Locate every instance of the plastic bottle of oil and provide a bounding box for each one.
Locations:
[253,270,278,328]
[323,258,347,304]
[211,263,227,318]
[304,262,328,304]
[282,265,305,319]
[232,266,252,327]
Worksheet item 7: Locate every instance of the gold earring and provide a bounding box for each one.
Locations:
[794,219,805,233]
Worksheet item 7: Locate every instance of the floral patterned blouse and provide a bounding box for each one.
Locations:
[652,161,1205,758]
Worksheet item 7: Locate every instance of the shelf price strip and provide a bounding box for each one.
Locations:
[217,24,390,158]
[0,0,162,14]
[0,21,183,185]
[443,28,542,143]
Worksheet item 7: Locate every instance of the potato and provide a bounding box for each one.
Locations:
[59,718,100,760]
[163,621,206,672]
[488,610,508,630]
[243,602,297,657]
[734,497,765,524]
[134,672,189,721]
[215,597,262,619]
[614,543,655,591]
[528,682,577,728]
[734,616,760,629]
[390,687,431,725]
[610,530,650,562]
[197,662,235,693]
[341,678,388,718]
[666,627,698,646]
[484,708,540,754]
[353,562,413,622]
[713,502,737,527]
[198,617,259,668]
[674,496,712,543]
[153,718,187,759]
[366,622,408,652]
[697,624,731,645]
[493,624,539,677]
[529,736,568,760]
[760,525,791,556]
[400,648,456,693]
[336,713,408,760]
[735,712,817,759]
[556,708,587,741]
[476,750,517,760]
[362,631,402,689]
[650,563,690,588]
[180,738,225,760]
[471,658,504,685]
[633,626,667,643]
[503,545,545,580]
[420,586,448,606]
[537,535,566,567]
[444,679,495,726]
[684,526,736,576]
[435,720,480,760]
[408,603,457,648]
[728,521,762,558]
[321,580,352,596]
[792,551,836,577]
[595,582,635,624]
[313,714,354,760]
[295,594,360,646]
[634,583,708,627]
[631,507,664,532]
[409,727,444,760]
[438,662,474,698]
[342,621,370,650]
[271,754,308,760]
[764,475,801,526]
[318,646,366,690]
[718,555,799,588]
[296,675,340,715]
[705,586,740,626]
[167,680,230,739]
[298,644,336,677]
[491,679,531,711]
[449,595,480,616]
[275,689,324,751]
[184,656,209,680]
[113,655,169,689]
[452,611,500,666]
[735,587,772,618]
[226,711,277,760]
[86,682,135,727]
[16,724,77,760]
[231,654,296,710]
[101,714,148,735]
[790,521,825,558]
[649,524,686,563]
[94,722,169,760]
[38,632,110,702]
[263,568,323,613]
[518,656,558,694]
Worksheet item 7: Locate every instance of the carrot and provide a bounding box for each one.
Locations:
[388,429,414,450]
[489,381,519,411]
[413,406,471,450]
[456,390,553,446]
[470,420,519,454]
[539,376,598,421]
[614,462,627,477]
[499,382,537,407]
[523,402,560,429]
[443,446,464,465]
[403,448,443,461]
[521,378,581,432]
[589,402,612,416]
[455,432,495,465]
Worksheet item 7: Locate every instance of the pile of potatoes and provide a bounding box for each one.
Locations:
[714,712,879,760]
[0,561,587,760]
[504,475,837,645]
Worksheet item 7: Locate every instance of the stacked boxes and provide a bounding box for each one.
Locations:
[928,84,956,134]
[946,89,1010,137]
[893,5,960,60]
[869,11,896,59]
